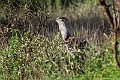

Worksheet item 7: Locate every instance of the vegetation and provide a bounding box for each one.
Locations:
[0,0,120,80]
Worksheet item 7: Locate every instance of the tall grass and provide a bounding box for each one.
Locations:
[0,0,120,80]
[0,30,119,80]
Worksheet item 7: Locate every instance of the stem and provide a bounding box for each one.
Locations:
[113,27,120,68]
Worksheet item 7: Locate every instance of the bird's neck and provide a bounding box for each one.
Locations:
[59,25,71,41]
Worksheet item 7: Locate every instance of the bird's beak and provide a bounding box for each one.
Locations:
[49,17,59,21]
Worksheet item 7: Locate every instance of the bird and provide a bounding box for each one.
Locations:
[56,17,71,41]
[56,17,88,51]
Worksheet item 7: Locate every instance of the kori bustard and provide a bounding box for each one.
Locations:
[56,17,88,51]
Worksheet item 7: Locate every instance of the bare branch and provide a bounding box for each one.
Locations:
[98,0,114,30]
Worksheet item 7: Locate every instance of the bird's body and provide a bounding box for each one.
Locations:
[65,37,88,50]
[56,17,88,51]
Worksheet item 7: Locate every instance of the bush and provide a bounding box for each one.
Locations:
[75,45,120,80]
[0,31,87,80]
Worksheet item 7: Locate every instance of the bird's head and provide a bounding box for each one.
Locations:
[56,17,68,24]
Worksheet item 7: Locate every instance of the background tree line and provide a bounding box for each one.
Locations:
[0,0,95,9]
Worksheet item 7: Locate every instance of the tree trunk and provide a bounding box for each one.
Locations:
[98,0,120,68]
[113,23,120,68]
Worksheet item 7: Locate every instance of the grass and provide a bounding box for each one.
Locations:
[0,0,120,80]
[0,30,120,80]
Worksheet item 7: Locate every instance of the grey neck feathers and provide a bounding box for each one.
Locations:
[58,21,71,41]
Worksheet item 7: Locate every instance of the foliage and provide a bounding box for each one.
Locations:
[0,31,86,80]
[0,31,120,80]
[74,44,120,80]
[0,0,50,48]
[0,0,120,80]
[0,0,97,9]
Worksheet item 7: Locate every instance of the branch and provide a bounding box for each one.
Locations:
[99,0,120,68]
[98,0,114,30]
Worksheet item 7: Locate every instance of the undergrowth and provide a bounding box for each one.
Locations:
[0,0,120,80]
[0,31,86,80]
[0,30,120,80]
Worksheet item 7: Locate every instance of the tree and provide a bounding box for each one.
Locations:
[98,0,120,68]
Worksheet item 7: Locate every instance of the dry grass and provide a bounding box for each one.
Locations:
[0,1,117,80]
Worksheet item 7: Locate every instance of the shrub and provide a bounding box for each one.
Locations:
[0,31,87,80]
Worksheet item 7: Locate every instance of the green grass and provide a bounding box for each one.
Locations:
[0,31,120,80]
